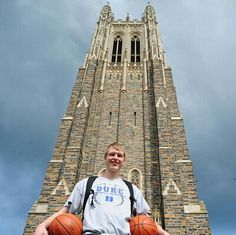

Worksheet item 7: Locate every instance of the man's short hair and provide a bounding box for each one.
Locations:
[104,142,126,159]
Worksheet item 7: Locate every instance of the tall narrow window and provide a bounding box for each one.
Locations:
[111,36,122,63]
[134,112,137,127]
[131,40,135,62]
[109,112,112,127]
[117,40,122,62]
[131,36,140,63]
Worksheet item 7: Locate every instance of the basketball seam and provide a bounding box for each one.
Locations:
[142,223,152,235]
[130,216,157,235]
[142,217,158,235]
[56,217,71,235]
[63,213,83,230]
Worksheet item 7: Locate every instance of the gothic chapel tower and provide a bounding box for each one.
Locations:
[24,3,211,234]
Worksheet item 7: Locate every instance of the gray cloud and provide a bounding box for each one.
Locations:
[0,0,235,234]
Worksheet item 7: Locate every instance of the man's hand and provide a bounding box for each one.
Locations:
[34,223,48,235]
[34,207,68,235]
[156,224,170,235]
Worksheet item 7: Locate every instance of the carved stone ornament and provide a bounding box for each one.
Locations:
[146,6,155,20]
[101,13,107,20]
[148,13,154,20]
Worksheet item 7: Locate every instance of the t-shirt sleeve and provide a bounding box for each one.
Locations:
[64,178,87,214]
[133,184,151,215]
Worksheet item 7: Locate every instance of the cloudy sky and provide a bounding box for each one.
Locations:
[0,0,236,234]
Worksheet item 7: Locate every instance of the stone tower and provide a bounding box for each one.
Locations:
[24,3,211,234]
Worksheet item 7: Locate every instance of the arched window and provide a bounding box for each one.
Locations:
[111,35,122,63]
[129,169,142,189]
[131,36,140,63]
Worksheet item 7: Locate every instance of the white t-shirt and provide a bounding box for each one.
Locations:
[65,177,150,235]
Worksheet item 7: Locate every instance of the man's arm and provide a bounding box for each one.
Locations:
[34,207,68,235]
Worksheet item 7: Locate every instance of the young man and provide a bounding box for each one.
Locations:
[34,143,169,235]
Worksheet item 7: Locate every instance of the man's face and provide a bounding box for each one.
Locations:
[105,147,125,173]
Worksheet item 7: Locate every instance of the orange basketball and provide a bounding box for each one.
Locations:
[48,213,83,235]
[129,215,158,235]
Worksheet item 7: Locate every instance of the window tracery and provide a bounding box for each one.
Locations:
[131,36,140,63]
[111,35,122,63]
[129,169,142,189]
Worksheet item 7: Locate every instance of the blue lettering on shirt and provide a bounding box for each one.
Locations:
[94,183,124,206]
[103,186,109,192]
[96,186,102,192]
[105,196,113,202]
[111,187,117,194]
[95,184,123,195]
